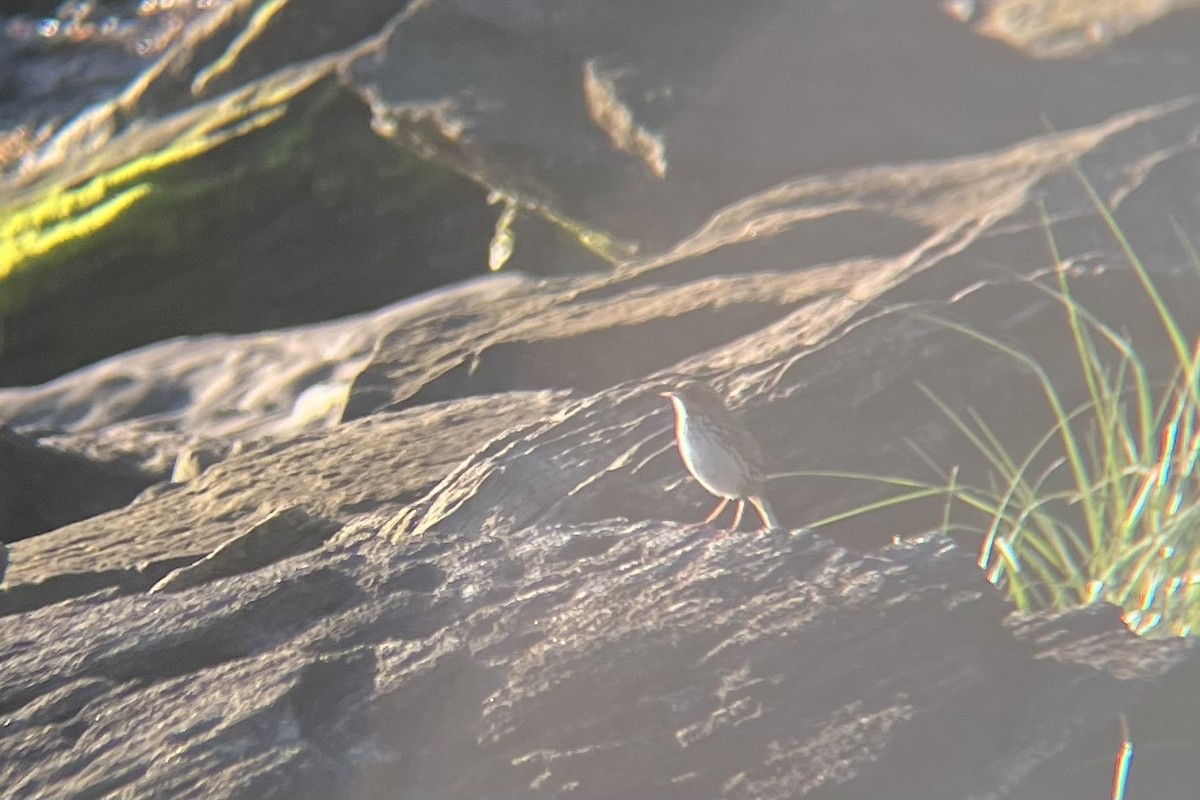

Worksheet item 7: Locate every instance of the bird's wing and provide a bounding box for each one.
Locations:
[726,412,769,484]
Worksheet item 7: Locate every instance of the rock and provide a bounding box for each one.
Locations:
[2,3,1200,797]
[0,426,153,543]
[0,389,571,608]
[3,247,1198,792]
[9,0,1200,384]
[148,506,342,594]
[0,519,1195,799]
[0,273,530,473]
[169,438,243,484]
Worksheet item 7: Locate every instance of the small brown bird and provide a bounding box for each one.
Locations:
[661,380,781,531]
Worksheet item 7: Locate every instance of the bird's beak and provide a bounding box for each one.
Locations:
[659,391,673,399]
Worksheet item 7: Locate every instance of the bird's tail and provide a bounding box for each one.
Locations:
[749,495,781,531]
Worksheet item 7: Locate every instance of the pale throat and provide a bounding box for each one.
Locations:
[668,396,690,436]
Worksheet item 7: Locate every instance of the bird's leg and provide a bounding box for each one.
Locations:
[730,499,746,529]
[702,496,729,524]
[748,495,781,532]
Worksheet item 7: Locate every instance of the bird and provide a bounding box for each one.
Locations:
[660,380,781,531]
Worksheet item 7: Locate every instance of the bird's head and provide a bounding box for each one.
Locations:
[660,380,728,416]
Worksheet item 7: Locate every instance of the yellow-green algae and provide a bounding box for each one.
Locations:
[1,1,645,329]
[1,105,285,310]
[0,45,347,318]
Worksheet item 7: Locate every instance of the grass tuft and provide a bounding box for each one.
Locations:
[804,164,1200,637]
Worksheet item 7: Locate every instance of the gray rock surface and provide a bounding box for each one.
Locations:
[2,2,1200,798]
[8,0,1200,383]
[0,426,152,544]
[2,517,1195,799]
[2,230,1198,797]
